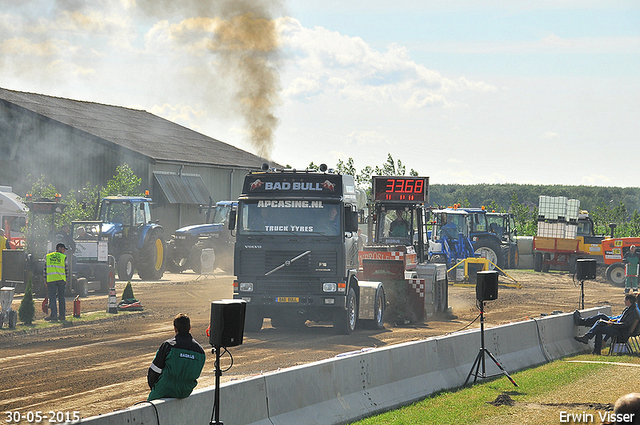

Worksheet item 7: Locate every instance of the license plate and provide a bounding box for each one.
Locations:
[275,297,299,303]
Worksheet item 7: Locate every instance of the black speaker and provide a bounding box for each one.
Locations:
[209,300,246,348]
[476,271,498,302]
[576,258,597,280]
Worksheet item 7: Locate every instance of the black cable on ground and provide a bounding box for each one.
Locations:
[444,311,481,335]
[134,400,160,425]
[531,317,553,362]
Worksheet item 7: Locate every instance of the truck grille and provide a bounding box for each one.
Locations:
[240,250,337,276]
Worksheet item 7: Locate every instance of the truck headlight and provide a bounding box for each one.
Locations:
[239,282,254,292]
[323,282,337,292]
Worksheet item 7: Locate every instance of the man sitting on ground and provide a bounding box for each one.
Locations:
[573,293,640,355]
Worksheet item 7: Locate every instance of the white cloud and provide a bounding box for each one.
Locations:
[277,17,497,110]
[149,103,207,131]
[542,131,559,139]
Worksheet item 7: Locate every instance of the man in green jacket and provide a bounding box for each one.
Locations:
[147,313,206,401]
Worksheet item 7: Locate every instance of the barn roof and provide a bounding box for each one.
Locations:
[0,87,267,169]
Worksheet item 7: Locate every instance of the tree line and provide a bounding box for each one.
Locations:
[309,154,640,238]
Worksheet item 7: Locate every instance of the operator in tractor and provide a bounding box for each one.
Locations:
[44,243,69,322]
[389,210,409,238]
[441,215,459,240]
[56,224,76,253]
[623,245,640,294]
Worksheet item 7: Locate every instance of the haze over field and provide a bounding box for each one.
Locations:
[1,1,638,186]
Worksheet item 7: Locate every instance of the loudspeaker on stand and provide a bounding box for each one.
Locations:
[209,300,247,348]
[476,271,499,302]
[576,258,597,281]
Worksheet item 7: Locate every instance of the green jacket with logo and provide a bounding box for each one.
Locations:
[147,332,206,401]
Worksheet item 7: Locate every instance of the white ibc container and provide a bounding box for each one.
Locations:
[567,199,580,220]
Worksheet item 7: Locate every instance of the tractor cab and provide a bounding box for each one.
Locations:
[428,208,476,268]
[97,196,165,281]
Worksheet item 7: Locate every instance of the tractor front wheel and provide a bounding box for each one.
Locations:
[117,254,135,281]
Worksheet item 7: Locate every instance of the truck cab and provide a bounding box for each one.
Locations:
[231,165,383,334]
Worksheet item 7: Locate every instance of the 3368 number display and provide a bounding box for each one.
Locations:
[372,176,429,202]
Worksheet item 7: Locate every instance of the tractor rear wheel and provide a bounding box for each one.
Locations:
[138,228,165,281]
[473,239,503,270]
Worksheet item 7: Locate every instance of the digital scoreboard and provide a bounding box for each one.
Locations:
[372,176,429,203]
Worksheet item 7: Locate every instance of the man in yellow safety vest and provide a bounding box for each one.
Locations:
[44,243,69,322]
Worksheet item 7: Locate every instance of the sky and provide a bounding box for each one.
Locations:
[1,0,638,187]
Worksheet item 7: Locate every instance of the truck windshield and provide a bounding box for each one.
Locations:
[238,200,340,236]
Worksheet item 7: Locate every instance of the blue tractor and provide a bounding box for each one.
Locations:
[166,200,236,274]
[457,208,506,269]
[98,196,165,281]
[428,208,476,268]
[486,211,519,269]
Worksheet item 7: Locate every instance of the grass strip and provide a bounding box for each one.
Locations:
[351,355,638,425]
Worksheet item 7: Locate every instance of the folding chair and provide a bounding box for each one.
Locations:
[609,319,640,356]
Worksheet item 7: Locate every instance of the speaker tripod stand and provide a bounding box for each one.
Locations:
[464,301,518,387]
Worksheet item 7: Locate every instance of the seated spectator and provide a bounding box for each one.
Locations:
[574,294,640,355]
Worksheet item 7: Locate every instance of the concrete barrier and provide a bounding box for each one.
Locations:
[81,306,609,425]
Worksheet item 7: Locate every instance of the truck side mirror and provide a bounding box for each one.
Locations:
[345,207,358,233]
[228,209,237,231]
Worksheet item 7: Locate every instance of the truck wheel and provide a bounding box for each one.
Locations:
[541,253,551,273]
[77,278,88,298]
[333,287,357,335]
[138,229,165,281]
[533,253,543,272]
[244,309,263,333]
[117,254,135,281]
[606,263,626,286]
[569,255,577,274]
[473,239,503,270]
[368,287,385,330]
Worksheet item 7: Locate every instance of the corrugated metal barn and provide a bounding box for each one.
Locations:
[0,87,269,234]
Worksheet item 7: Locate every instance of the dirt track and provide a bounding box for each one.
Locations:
[0,268,629,422]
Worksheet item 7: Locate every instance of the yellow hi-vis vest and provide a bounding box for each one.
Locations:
[45,251,67,283]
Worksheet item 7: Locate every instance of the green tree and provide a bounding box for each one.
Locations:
[101,164,142,198]
[19,279,36,325]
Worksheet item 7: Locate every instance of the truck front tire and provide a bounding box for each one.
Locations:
[334,287,357,334]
